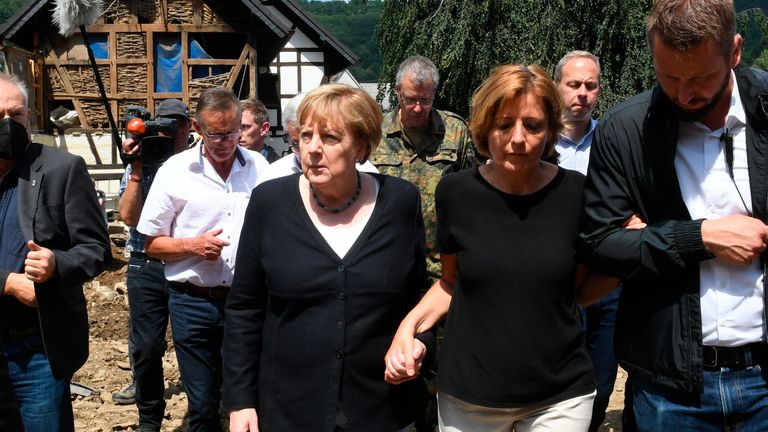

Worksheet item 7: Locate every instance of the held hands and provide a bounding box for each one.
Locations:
[384,322,427,385]
[702,214,768,265]
[229,408,259,432]
[191,228,230,260]
[25,241,56,283]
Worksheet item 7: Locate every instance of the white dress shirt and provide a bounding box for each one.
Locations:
[674,72,765,347]
[137,145,268,287]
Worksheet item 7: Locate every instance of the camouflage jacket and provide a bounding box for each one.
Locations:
[371,108,478,279]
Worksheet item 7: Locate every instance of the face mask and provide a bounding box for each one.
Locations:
[0,118,30,160]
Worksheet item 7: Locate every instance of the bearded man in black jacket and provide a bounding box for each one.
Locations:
[579,0,768,431]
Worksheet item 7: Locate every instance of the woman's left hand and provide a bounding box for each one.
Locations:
[384,337,426,385]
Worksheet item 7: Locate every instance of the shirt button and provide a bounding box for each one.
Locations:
[337,320,343,329]
[336,350,343,359]
[338,292,345,301]
[337,265,345,272]
[720,281,727,289]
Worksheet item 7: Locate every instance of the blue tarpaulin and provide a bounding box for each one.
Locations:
[88,34,109,60]
[154,35,225,92]
[154,34,182,92]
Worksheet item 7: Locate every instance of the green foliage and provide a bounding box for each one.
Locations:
[736,0,768,67]
[376,0,655,118]
[300,0,383,82]
[756,48,768,70]
[0,0,26,25]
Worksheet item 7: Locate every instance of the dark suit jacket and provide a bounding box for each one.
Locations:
[0,143,110,379]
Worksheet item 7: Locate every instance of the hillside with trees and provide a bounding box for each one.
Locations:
[0,0,25,25]
[300,0,382,82]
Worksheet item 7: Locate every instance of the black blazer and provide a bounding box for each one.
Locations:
[580,64,768,393]
[1,143,110,379]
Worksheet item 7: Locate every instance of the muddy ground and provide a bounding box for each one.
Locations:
[70,231,628,431]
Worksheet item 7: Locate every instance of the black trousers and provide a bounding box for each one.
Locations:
[127,255,170,429]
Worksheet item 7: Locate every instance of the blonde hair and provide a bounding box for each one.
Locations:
[297,84,383,163]
[469,64,563,160]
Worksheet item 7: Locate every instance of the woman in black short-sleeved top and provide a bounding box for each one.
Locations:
[385,65,620,432]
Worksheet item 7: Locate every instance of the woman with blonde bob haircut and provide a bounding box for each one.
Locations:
[384,65,620,431]
[297,84,382,163]
[224,84,432,431]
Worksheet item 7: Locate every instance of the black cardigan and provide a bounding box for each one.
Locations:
[223,173,431,431]
[579,63,768,393]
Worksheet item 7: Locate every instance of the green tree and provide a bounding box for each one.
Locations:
[376,0,655,118]
[301,0,383,82]
[755,48,768,70]
[0,0,26,25]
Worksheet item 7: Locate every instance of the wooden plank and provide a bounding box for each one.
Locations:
[147,31,155,105]
[249,44,257,98]
[188,59,240,66]
[45,41,92,129]
[109,28,118,121]
[86,24,233,33]
[51,92,183,99]
[226,44,250,89]
[181,30,188,104]
[192,0,202,26]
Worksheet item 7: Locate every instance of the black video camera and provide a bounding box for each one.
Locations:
[122,106,178,167]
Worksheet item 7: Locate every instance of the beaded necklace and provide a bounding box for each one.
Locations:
[310,171,362,213]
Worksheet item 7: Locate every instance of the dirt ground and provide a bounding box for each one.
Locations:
[70,230,629,431]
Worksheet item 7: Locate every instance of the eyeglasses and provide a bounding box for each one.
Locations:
[283,134,300,152]
[202,128,241,143]
[400,96,434,108]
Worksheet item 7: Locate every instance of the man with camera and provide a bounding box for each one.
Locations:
[114,99,191,431]
[137,87,268,430]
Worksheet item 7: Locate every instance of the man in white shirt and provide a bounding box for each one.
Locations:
[580,1,768,430]
[137,87,268,431]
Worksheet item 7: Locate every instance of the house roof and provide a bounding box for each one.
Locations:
[269,0,359,73]
[0,0,48,40]
[0,0,358,74]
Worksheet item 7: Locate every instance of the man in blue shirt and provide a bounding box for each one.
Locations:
[554,51,618,432]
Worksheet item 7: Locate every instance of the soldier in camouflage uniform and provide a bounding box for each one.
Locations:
[371,56,478,280]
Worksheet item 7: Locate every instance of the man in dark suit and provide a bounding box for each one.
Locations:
[0,72,110,430]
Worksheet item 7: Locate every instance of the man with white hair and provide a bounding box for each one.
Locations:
[0,73,109,430]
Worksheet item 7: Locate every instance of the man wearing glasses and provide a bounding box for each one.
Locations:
[371,55,478,281]
[136,87,268,430]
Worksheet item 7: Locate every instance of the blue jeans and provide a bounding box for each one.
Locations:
[581,287,620,432]
[1,332,73,431]
[127,255,169,429]
[0,348,23,431]
[169,286,225,432]
[633,365,768,431]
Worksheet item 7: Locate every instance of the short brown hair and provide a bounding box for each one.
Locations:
[297,84,383,163]
[195,87,240,127]
[469,64,563,161]
[647,0,735,58]
[240,98,269,124]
